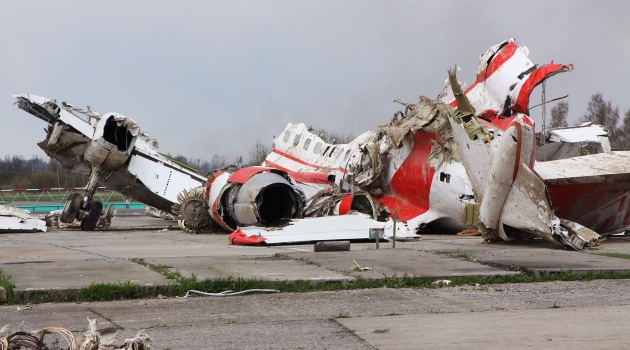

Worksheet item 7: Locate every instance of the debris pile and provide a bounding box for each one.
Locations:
[47,207,116,229]
[0,318,152,350]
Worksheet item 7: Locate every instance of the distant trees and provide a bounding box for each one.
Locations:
[578,93,630,150]
[312,128,355,144]
[549,101,569,128]
[0,155,87,189]
[0,155,58,173]
[615,110,630,151]
[248,139,271,166]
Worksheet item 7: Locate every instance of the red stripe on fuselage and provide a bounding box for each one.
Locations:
[450,41,518,107]
[373,130,437,220]
[268,149,347,173]
[512,63,572,114]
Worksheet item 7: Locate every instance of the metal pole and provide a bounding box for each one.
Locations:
[392,209,397,248]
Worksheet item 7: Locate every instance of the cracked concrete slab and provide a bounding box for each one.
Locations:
[3,258,170,291]
[145,256,355,282]
[337,305,630,350]
[276,248,518,278]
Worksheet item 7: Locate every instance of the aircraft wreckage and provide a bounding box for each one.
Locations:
[13,38,630,249]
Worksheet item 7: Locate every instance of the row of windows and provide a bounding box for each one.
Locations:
[282,130,352,161]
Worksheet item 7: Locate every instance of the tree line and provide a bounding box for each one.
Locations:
[0,153,241,189]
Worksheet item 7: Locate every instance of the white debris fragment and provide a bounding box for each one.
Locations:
[0,205,47,233]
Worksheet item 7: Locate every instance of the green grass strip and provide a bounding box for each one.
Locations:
[7,270,630,305]
[587,252,630,260]
[5,260,630,305]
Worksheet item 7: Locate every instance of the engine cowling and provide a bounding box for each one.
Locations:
[84,113,138,170]
[208,167,306,231]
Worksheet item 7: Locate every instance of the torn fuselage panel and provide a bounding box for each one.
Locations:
[536,151,630,235]
[440,38,573,118]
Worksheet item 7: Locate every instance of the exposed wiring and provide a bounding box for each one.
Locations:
[184,289,279,298]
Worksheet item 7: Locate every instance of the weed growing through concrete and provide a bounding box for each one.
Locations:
[330,312,350,319]
[130,258,182,281]
[0,268,15,301]
[587,252,630,260]
[453,253,473,261]
[549,301,561,309]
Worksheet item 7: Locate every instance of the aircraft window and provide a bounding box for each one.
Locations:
[293,134,301,146]
[313,142,322,154]
[283,131,290,143]
[303,138,311,150]
[335,148,344,159]
[322,145,330,156]
[329,147,337,157]
[343,150,351,161]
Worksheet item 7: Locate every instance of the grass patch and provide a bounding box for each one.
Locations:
[452,253,473,261]
[130,258,183,281]
[7,263,630,304]
[588,252,630,260]
[548,301,561,309]
[373,329,390,333]
[0,268,15,301]
[330,312,350,320]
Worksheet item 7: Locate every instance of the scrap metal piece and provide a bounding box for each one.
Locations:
[231,213,415,245]
[184,289,279,298]
[0,205,47,233]
[537,123,610,161]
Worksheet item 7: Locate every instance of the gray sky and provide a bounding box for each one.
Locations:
[2,1,629,163]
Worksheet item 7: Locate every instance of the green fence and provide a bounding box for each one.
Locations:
[0,187,144,212]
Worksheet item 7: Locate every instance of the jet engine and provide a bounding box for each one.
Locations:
[84,113,138,170]
[208,167,306,231]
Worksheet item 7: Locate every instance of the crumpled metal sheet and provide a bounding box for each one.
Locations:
[0,205,47,233]
[234,213,415,245]
[439,38,573,117]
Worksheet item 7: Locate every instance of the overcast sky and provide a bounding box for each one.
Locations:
[2,1,629,163]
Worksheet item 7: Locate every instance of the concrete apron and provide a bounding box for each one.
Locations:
[1,219,630,295]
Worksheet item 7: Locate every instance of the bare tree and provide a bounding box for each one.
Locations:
[615,109,630,151]
[549,101,569,128]
[209,155,226,171]
[248,139,271,166]
[579,93,621,149]
[312,128,355,144]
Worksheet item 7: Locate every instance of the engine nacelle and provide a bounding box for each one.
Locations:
[208,167,306,231]
[84,113,138,170]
